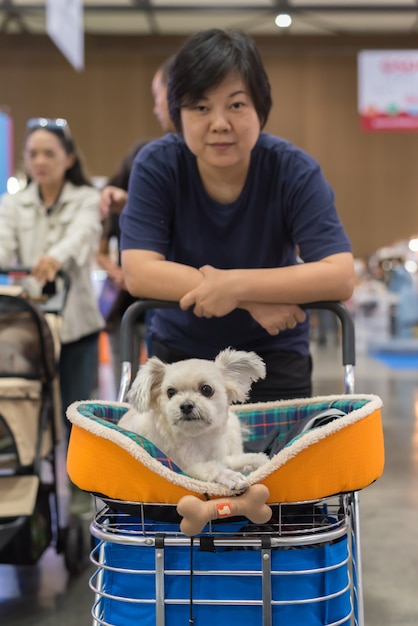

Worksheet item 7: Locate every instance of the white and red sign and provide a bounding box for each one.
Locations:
[358,50,418,131]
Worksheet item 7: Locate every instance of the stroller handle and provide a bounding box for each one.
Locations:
[120,299,355,367]
[0,266,70,314]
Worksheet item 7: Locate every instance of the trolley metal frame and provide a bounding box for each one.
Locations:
[89,299,363,626]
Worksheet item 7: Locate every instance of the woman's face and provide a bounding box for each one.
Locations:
[180,72,260,175]
[24,129,74,187]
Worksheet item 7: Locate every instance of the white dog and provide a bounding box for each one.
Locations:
[118,348,269,491]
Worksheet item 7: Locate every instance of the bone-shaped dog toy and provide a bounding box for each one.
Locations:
[177,484,272,536]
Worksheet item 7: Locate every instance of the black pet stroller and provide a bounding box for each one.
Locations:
[0,267,86,575]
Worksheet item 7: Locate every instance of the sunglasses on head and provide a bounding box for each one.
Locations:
[26,117,71,137]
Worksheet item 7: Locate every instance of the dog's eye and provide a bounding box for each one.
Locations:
[166,387,177,399]
[200,384,214,398]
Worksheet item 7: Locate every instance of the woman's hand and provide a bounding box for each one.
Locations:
[98,186,128,219]
[180,265,240,317]
[32,255,62,285]
[243,302,306,335]
[107,265,125,288]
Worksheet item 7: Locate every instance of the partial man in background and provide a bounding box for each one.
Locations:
[98,56,175,219]
[96,56,175,386]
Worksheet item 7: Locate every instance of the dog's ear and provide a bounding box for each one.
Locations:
[127,357,167,411]
[214,348,266,403]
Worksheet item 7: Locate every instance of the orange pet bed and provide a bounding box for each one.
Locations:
[66,394,384,504]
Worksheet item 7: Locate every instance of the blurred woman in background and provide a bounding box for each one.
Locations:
[0,117,104,426]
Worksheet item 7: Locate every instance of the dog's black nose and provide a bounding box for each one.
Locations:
[180,400,195,415]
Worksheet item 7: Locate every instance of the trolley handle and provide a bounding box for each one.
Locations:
[301,301,355,366]
[120,299,355,366]
[120,299,178,365]
[0,265,70,314]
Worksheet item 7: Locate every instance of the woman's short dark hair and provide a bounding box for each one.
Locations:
[167,29,272,132]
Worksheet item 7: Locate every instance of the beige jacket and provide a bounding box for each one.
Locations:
[0,181,105,343]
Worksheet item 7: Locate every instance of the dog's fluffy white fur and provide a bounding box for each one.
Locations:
[118,348,269,491]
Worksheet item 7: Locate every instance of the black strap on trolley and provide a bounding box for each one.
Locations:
[189,538,195,625]
[188,533,217,624]
[188,493,218,624]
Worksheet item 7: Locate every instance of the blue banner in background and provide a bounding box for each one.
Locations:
[0,112,13,195]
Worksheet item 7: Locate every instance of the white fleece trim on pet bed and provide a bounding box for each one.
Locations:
[67,393,383,497]
[235,394,383,484]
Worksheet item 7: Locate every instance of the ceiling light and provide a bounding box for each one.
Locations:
[275,13,292,29]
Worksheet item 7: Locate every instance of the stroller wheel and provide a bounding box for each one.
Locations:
[63,514,88,576]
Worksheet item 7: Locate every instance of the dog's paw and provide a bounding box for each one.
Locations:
[215,468,250,492]
[187,461,249,492]
[226,452,269,475]
[241,452,269,474]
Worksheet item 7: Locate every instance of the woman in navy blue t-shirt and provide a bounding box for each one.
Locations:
[120,28,354,401]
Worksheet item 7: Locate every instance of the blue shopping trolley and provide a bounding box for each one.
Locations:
[66,300,384,626]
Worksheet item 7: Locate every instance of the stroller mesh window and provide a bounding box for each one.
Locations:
[0,415,18,472]
[0,295,56,380]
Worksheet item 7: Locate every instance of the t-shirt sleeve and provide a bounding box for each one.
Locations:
[281,150,352,262]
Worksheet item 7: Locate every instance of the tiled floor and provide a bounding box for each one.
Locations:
[1,335,417,625]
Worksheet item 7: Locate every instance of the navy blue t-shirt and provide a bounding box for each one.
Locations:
[120,133,351,359]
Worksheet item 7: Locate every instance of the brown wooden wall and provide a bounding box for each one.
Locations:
[1,33,418,259]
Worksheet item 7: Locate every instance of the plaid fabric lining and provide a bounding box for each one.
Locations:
[77,398,370,475]
[236,399,367,443]
[77,403,184,473]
